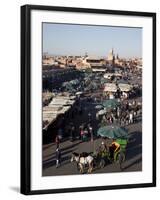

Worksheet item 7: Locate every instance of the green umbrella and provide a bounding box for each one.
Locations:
[102,99,120,109]
[97,125,128,139]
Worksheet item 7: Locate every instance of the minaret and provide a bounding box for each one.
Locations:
[111,48,114,55]
[107,48,116,67]
[85,52,88,58]
[116,54,119,60]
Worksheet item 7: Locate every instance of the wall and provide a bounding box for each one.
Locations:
[0,0,159,199]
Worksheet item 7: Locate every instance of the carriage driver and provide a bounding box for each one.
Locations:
[99,141,107,155]
[109,139,120,159]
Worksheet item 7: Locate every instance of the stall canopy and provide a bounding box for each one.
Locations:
[97,109,107,115]
[103,73,122,79]
[118,83,132,92]
[95,105,104,110]
[104,83,117,92]
[76,91,83,95]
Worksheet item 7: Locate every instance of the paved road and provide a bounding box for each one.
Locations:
[42,122,142,176]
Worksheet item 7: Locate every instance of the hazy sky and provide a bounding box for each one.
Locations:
[43,23,142,58]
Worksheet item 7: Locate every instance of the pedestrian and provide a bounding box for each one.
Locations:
[83,128,88,141]
[96,112,99,120]
[88,124,93,142]
[70,125,75,142]
[55,147,61,168]
[55,135,60,148]
[125,113,129,125]
[58,128,63,141]
[109,116,113,124]
[99,141,107,154]
[129,111,133,124]
[88,112,92,123]
[126,101,129,111]
[111,112,114,123]
[117,107,120,121]
[80,129,84,141]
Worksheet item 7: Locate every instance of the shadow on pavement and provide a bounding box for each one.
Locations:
[122,155,142,171]
[126,131,142,160]
[43,147,77,169]
[60,141,82,152]
[43,141,81,159]
[43,143,54,151]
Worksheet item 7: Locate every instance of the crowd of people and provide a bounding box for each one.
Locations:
[99,100,142,126]
[79,123,94,142]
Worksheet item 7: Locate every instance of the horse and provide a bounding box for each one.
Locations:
[71,152,94,173]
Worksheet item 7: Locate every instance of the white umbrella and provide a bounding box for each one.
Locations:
[95,105,103,109]
[98,109,107,115]
[104,83,117,92]
[118,83,132,92]
[76,91,83,95]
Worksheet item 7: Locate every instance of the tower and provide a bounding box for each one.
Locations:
[107,48,115,66]
[85,52,88,58]
[116,54,119,60]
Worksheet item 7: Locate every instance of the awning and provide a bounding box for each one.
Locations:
[104,83,117,92]
[118,83,132,92]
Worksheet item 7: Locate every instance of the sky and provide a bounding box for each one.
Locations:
[43,23,142,58]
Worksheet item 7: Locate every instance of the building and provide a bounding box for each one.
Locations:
[82,56,107,72]
[43,56,56,65]
[107,48,115,65]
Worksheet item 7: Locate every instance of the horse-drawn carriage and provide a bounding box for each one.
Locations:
[70,138,128,173]
[93,138,127,169]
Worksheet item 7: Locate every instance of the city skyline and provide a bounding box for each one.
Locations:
[43,23,142,58]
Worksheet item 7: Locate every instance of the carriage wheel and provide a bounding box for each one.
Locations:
[116,152,125,170]
[99,159,105,169]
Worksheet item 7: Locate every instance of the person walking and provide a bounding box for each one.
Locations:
[88,124,93,142]
[100,141,107,153]
[80,128,84,142]
[129,111,133,124]
[88,112,92,124]
[55,135,60,149]
[70,125,75,142]
[55,147,61,168]
[83,128,88,141]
